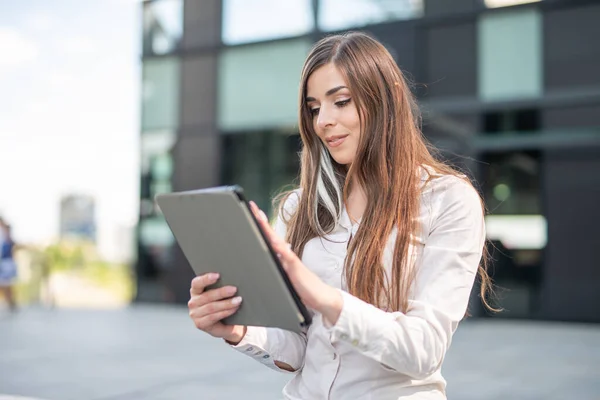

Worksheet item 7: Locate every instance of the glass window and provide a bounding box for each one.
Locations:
[139,218,175,247]
[143,0,183,55]
[479,150,545,318]
[141,131,176,174]
[222,0,314,45]
[484,0,541,8]
[483,109,540,134]
[318,0,423,32]
[142,58,180,131]
[221,131,302,216]
[140,131,175,218]
[218,39,312,131]
[481,150,545,250]
[478,8,542,101]
[138,217,176,285]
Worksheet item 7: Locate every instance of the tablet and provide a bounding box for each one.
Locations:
[155,185,311,334]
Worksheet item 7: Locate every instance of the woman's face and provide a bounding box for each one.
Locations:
[306,63,361,166]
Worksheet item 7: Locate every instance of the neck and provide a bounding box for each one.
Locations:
[346,181,367,224]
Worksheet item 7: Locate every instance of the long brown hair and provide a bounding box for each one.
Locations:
[276,32,495,314]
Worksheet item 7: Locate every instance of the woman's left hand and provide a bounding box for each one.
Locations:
[249,201,343,325]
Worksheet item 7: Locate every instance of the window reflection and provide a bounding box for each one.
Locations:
[485,0,541,8]
[142,58,180,131]
[477,8,542,101]
[143,0,183,55]
[218,39,311,131]
[140,131,176,218]
[222,0,314,45]
[318,0,423,32]
[482,151,541,217]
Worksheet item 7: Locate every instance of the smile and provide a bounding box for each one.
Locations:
[326,135,349,148]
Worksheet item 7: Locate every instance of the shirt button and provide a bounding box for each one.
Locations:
[340,333,349,340]
[351,339,359,347]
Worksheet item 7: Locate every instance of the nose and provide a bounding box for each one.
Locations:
[316,105,336,130]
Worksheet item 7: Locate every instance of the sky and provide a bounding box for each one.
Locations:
[0,0,140,260]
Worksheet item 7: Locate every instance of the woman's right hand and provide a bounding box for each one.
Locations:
[188,273,247,344]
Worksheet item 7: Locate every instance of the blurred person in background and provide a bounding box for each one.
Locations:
[0,218,18,312]
[188,32,496,399]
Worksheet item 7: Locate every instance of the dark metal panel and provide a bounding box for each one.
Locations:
[362,21,418,78]
[182,0,221,50]
[539,149,600,322]
[542,104,600,129]
[424,0,481,18]
[544,4,600,90]
[421,22,477,98]
[311,21,418,80]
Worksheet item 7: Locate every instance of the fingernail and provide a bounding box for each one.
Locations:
[209,273,219,280]
[231,296,242,305]
[226,286,237,295]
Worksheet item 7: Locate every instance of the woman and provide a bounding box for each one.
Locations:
[0,219,18,311]
[188,32,495,399]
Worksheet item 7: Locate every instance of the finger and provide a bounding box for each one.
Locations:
[190,273,220,295]
[249,201,264,227]
[249,201,260,219]
[192,296,243,321]
[194,305,241,330]
[250,201,268,222]
[251,204,277,240]
[188,285,237,309]
[249,202,292,258]
[272,239,295,258]
[250,201,271,227]
[272,242,299,272]
[199,285,238,306]
[259,209,268,223]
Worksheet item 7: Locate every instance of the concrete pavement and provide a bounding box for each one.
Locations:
[0,305,598,399]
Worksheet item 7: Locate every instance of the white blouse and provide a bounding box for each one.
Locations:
[230,173,486,400]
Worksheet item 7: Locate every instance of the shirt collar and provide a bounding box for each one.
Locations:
[339,206,361,232]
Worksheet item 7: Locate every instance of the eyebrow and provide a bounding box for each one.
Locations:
[305,85,348,102]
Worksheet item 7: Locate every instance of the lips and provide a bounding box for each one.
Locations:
[325,134,349,148]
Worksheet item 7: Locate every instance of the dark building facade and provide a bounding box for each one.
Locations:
[136,0,600,322]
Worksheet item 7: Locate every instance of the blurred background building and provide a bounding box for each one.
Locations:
[135,0,600,323]
[59,194,96,242]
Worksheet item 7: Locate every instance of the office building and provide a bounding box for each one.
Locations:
[136,0,600,322]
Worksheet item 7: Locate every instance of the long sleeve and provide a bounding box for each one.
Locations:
[230,325,307,373]
[229,190,308,373]
[325,177,485,380]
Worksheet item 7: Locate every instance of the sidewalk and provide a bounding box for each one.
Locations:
[0,306,599,400]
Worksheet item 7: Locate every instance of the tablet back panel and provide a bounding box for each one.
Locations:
[156,188,308,333]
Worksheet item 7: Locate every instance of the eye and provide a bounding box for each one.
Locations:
[310,107,320,117]
[335,99,351,108]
